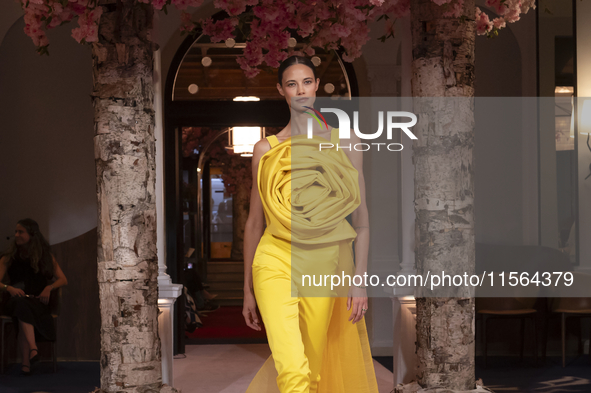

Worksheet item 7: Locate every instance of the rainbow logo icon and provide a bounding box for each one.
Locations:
[303,106,328,130]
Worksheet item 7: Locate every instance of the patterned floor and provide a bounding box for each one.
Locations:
[173,344,395,393]
[0,351,589,393]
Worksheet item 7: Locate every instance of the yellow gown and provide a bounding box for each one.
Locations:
[246,128,379,393]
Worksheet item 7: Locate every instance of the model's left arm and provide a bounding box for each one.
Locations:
[38,254,68,305]
[344,131,370,324]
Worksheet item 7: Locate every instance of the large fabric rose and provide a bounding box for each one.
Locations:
[257,134,360,244]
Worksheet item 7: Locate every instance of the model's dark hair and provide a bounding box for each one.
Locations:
[277,55,318,85]
[1,218,54,278]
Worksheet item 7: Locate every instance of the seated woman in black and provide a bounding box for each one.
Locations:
[0,218,68,375]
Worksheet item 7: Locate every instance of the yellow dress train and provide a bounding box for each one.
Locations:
[246,128,379,393]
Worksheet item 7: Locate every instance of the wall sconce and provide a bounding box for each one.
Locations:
[229,127,264,156]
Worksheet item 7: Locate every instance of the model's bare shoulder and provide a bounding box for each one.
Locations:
[253,138,271,157]
[252,139,272,171]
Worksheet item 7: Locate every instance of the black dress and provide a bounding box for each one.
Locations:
[5,254,55,341]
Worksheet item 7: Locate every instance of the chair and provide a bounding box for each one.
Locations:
[0,287,61,373]
[547,271,591,367]
[476,272,540,368]
[475,243,574,367]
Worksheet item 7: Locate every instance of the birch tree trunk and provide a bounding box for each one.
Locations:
[92,1,176,391]
[410,0,476,389]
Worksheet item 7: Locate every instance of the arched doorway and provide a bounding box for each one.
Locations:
[164,19,359,353]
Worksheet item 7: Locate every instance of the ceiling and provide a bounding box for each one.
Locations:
[173,40,351,101]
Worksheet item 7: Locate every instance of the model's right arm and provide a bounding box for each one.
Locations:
[242,139,270,331]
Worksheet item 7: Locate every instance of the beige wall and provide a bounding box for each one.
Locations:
[0,17,96,248]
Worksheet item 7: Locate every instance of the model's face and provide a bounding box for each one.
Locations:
[277,64,319,112]
[15,224,30,246]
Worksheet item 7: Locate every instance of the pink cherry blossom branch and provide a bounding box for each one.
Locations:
[17,0,536,77]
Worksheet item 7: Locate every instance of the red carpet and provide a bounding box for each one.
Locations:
[186,306,267,340]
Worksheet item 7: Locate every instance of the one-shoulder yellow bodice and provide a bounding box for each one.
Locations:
[257,128,361,246]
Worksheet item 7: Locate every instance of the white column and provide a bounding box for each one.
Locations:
[576,0,591,273]
[157,297,179,386]
[394,13,417,296]
[391,296,418,385]
[389,13,418,388]
[154,47,183,386]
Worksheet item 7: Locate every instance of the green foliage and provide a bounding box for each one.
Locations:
[36,45,49,56]
[486,27,500,39]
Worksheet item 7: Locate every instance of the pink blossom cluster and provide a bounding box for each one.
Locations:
[213,0,258,16]
[171,0,205,10]
[197,0,413,77]
[71,6,103,43]
[18,0,536,78]
[180,11,197,33]
[200,16,240,42]
[477,0,536,37]
[181,0,533,76]
[19,0,83,50]
[19,0,105,50]
[441,0,464,18]
[475,7,493,34]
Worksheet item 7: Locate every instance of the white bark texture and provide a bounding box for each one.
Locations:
[92,1,177,391]
[410,0,476,390]
[395,379,493,393]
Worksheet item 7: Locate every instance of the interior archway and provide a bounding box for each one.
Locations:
[164,18,360,353]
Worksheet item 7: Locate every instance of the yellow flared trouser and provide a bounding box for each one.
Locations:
[253,234,334,393]
[250,232,378,393]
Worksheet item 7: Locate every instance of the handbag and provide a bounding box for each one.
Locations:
[184,286,203,333]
